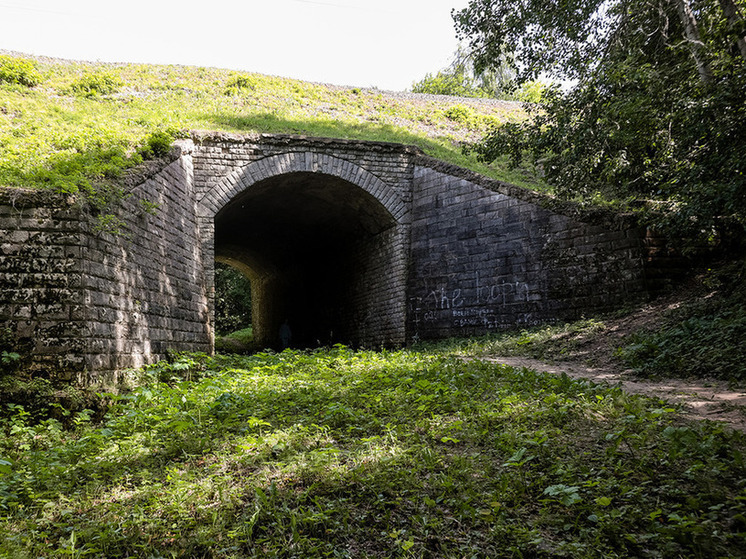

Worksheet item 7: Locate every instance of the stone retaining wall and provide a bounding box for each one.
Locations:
[407,160,661,340]
[0,152,210,382]
[79,153,210,377]
[0,189,86,379]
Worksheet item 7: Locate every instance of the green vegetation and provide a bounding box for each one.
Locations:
[1,347,745,558]
[0,55,42,87]
[215,263,253,336]
[0,54,532,198]
[215,328,255,355]
[455,0,746,248]
[423,318,608,362]
[411,46,547,103]
[431,258,746,383]
[617,262,746,381]
[65,71,123,98]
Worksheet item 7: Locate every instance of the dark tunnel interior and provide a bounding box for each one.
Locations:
[214,171,397,348]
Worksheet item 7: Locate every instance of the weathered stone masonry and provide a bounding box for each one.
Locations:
[0,189,86,377]
[0,134,674,382]
[0,152,210,382]
[407,159,664,339]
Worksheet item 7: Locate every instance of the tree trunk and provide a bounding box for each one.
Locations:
[670,0,714,84]
[719,0,746,61]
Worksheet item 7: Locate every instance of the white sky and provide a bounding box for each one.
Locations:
[0,0,470,91]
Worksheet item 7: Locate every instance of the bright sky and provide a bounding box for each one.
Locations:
[0,0,471,91]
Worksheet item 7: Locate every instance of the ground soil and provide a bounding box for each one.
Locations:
[480,277,746,433]
[481,355,746,432]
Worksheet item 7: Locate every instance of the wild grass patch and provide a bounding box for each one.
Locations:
[617,261,746,381]
[1,347,744,557]
[0,54,536,199]
[423,318,607,361]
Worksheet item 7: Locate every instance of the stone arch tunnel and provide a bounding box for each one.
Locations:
[212,170,403,348]
[0,132,676,381]
[195,138,413,351]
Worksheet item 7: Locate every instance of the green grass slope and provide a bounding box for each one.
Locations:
[0,52,538,195]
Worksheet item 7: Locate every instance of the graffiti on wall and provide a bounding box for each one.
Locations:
[410,272,546,333]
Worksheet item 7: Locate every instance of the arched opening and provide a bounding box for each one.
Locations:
[214,171,403,349]
[212,261,253,349]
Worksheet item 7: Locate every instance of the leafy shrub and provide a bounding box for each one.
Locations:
[0,352,20,373]
[443,104,495,130]
[224,74,256,95]
[444,104,473,123]
[29,145,135,194]
[137,130,175,159]
[619,312,746,380]
[0,329,21,377]
[515,80,548,104]
[66,71,122,97]
[412,69,482,97]
[0,55,42,87]
[618,261,746,380]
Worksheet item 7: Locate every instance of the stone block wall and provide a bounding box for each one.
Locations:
[339,225,410,347]
[0,134,682,381]
[0,189,86,378]
[0,151,210,383]
[192,133,416,349]
[78,152,210,378]
[407,160,654,340]
[191,133,417,209]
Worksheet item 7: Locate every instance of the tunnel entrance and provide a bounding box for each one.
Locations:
[213,171,406,349]
[213,262,253,336]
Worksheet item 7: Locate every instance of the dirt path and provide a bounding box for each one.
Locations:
[481,356,746,433]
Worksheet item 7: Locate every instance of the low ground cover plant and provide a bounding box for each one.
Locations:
[427,318,607,362]
[1,347,744,558]
[617,262,746,381]
[0,54,530,201]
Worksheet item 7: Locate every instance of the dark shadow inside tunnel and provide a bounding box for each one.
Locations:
[214,171,401,349]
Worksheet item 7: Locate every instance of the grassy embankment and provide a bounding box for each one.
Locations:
[0,53,536,196]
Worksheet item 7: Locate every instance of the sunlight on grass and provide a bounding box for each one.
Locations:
[0,54,543,197]
[1,347,745,557]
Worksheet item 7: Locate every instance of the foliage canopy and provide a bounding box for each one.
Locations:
[455,0,746,247]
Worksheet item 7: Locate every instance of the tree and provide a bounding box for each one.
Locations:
[455,0,746,248]
[214,263,252,335]
[411,45,515,98]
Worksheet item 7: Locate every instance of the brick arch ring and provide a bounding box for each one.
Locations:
[197,150,409,222]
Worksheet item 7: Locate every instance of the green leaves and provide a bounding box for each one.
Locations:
[65,71,123,98]
[460,0,746,247]
[503,446,535,467]
[543,484,583,506]
[0,55,43,87]
[1,348,745,557]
